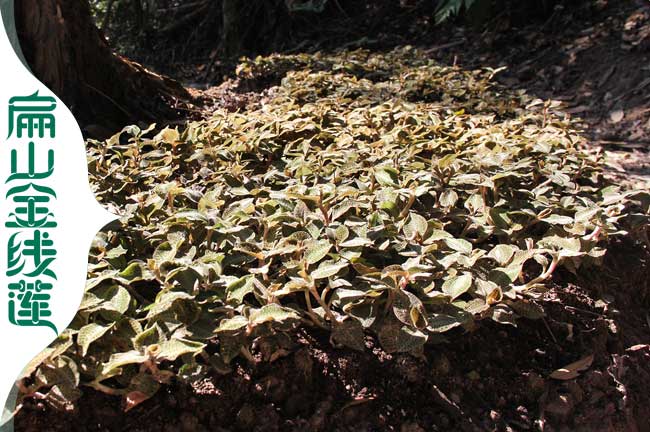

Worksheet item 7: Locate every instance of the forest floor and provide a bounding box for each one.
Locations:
[15,1,650,431]
[447,0,650,192]
[194,0,650,193]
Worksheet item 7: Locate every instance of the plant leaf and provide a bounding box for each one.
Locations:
[78,323,113,356]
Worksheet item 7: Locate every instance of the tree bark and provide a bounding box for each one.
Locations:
[14,0,191,134]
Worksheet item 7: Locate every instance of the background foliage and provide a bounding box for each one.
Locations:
[87,0,591,78]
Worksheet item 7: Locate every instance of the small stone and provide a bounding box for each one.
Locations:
[609,109,624,123]
[516,406,528,415]
[515,406,532,429]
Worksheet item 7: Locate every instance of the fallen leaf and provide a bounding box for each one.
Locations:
[124,391,150,412]
[626,344,649,352]
[549,354,594,380]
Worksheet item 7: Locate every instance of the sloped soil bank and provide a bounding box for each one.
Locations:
[15,242,650,431]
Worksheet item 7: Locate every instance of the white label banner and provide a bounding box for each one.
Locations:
[0,9,116,426]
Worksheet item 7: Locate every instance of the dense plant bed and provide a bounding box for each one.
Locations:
[15,47,649,414]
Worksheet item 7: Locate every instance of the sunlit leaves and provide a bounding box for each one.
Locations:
[226,275,255,303]
[304,240,332,264]
[311,260,348,279]
[249,304,300,325]
[26,46,650,413]
[78,323,113,356]
[156,339,205,362]
[442,273,473,300]
[375,166,400,188]
[488,244,517,265]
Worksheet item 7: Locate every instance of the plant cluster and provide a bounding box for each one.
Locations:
[18,47,649,412]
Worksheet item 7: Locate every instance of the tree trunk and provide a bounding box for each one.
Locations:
[14,0,191,135]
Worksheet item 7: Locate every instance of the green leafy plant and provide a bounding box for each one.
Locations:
[16,47,649,413]
[435,0,478,23]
